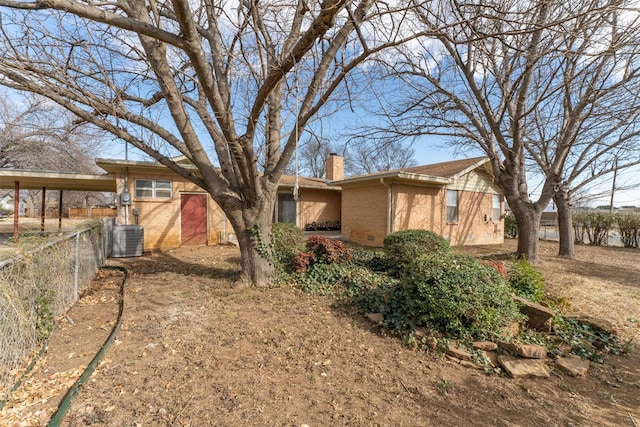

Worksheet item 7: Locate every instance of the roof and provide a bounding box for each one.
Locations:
[95,158,198,175]
[278,175,341,190]
[332,157,489,186]
[97,158,340,190]
[0,169,116,192]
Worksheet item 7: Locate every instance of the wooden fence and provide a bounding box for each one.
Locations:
[68,207,117,219]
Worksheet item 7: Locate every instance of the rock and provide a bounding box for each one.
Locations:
[414,327,429,337]
[473,341,498,351]
[460,360,486,370]
[445,342,473,362]
[565,315,617,335]
[485,351,499,367]
[498,354,551,379]
[501,322,521,340]
[498,341,547,359]
[556,355,590,377]
[365,313,383,325]
[423,336,438,350]
[512,295,554,332]
[415,328,438,349]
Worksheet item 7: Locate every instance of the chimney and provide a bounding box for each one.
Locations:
[325,153,344,182]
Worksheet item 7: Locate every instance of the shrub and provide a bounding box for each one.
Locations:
[350,248,392,272]
[572,211,615,245]
[486,260,508,279]
[295,262,351,295]
[616,212,640,248]
[270,223,306,270]
[339,267,398,299]
[507,258,545,302]
[292,252,315,273]
[504,212,518,238]
[306,235,352,265]
[400,252,523,340]
[383,230,450,274]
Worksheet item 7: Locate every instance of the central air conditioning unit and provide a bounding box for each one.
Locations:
[111,225,144,257]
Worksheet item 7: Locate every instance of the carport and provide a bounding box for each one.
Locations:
[0,169,116,241]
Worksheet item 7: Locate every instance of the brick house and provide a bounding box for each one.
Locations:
[95,157,341,250]
[329,156,505,247]
[94,154,502,251]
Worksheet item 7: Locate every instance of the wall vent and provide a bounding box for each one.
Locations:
[111,225,144,258]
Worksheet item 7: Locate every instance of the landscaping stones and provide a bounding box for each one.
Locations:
[473,341,498,351]
[556,355,590,377]
[565,315,617,336]
[498,341,548,359]
[497,354,551,379]
[501,322,521,339]
[512,295,554,332]
[445,343,473,362]
[365,312,383,325]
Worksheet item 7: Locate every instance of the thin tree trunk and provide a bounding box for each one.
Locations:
[554,188,575,258]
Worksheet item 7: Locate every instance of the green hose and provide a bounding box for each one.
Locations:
[48,265,128,427]
[0,336,52,412]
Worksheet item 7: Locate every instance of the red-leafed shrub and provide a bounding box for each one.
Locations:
[486,260,508,279]
[306,236,352,265]
[292,252,316,273]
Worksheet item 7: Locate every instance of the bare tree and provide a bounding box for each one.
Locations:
[296,134,417,178]
[0,89,110,214]
[344,137,416,175]
[296,135,339,178]
[377,0,640,262]
[0,0,416,286]
[0,90,103,172]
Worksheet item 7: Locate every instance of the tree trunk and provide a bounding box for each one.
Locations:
[510,203,543,263]
[554,188,575,258]
[224,190,277,288]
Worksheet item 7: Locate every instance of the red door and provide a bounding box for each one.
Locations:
[181,194,207,246]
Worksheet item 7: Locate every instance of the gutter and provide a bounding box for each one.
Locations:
[380,178,393,235]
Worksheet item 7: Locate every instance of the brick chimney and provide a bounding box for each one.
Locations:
[325,153,344,181]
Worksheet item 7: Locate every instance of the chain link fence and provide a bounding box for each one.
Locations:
[0,221,107,402]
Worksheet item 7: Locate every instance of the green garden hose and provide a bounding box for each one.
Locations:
[48,265,128,427]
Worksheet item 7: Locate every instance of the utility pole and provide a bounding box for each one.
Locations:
[609,157,618,214]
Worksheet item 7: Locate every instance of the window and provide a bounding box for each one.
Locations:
[446,190,458,223]
[492,194,502,222]
[134,179,172,199]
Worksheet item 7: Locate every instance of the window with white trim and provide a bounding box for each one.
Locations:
[446,189,458,223]
[134,179,172,199]
[492,194,502,222]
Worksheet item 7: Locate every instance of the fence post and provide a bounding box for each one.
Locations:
[74,232,80,302]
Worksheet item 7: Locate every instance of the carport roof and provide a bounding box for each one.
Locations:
[0,169,116,192]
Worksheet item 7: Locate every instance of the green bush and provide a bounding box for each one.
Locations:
[616,213,640,248]
[383,230,450,275]
[270,223,306,270]
[295,262,351,295]
[339,267,399,299]
[507,258,545,302]
[572,211,615,245]
[350,248,392,272]
[400,252,524,340]
[504,212,518,239]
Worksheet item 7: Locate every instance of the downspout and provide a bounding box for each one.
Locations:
[124,167,129,225]
[380,178,392,236]
[222,214,227,243]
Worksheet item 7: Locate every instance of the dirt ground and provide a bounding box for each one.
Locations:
[1,240,639,426]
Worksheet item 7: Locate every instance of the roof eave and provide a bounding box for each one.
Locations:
[332,171,451,186]
[450,158,491,179]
